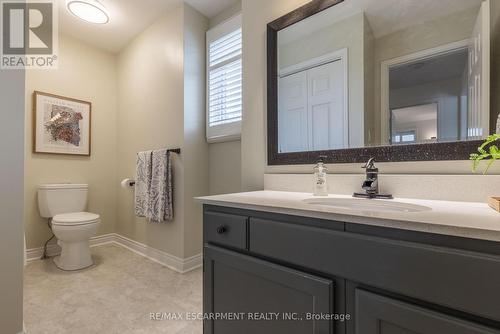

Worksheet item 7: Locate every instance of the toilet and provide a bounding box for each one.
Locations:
[38,183,100,271]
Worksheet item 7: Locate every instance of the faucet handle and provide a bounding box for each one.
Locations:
[362,157,376,169]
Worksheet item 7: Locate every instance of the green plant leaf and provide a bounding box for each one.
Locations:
[470,134,500,174]
[484,157,497,174]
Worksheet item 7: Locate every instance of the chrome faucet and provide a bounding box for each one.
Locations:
[353,158,393,199]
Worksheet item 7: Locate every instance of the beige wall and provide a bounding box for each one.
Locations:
[209,140,242,194]
[0,67,25,334]
[116,4,208,258]
[24,35,118,249]
[183,4,209,257]
[241,0,500,190]
[116,6,185,258]
[208,2,242,195]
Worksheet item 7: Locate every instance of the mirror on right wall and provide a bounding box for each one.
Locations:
[267,0,499,165]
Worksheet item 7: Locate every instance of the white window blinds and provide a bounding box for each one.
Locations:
[206,15,242,142]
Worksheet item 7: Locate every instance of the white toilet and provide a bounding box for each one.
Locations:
[38,183,101,271]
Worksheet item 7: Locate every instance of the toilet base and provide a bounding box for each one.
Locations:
[53,240,94,271]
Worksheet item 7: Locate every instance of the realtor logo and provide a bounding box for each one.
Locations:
[1,0,58,69]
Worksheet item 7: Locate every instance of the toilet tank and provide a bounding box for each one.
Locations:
[38,184,88,218]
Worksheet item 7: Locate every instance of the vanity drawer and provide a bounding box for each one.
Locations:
[249,217,500,322]
[204,211,248,250]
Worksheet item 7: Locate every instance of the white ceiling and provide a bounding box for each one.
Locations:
[280,0,482,45]
[184,0,239,18]
[58,0,240,53]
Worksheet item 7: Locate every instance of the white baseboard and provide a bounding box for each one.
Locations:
[112,234,202,274]
[25,233,115,262]
[25,233,202,274]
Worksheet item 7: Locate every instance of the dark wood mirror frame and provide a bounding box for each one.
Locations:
[267,0,484,165]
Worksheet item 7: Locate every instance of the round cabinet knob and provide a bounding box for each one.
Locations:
[216,225,227,234]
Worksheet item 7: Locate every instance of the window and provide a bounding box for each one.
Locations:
[393,130,416,144]
[391,103,437,144]
[206,15,242,142]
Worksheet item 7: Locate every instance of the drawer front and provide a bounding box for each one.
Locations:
[249,217,500,322]
[204,210,248,250]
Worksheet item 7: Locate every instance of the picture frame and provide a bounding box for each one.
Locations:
[33,91,91,156]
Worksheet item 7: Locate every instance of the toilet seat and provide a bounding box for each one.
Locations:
[52,212,100,226]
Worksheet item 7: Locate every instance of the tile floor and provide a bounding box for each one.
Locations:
[24,244,202,334]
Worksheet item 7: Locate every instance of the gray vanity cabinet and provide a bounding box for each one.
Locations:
[203,205,500,334]
[355,290,498,334]
[203,245,334,334]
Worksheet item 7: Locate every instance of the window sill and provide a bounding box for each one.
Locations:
[207,133,241,144]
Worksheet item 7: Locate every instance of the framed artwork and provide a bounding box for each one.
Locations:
[33,91,91,156]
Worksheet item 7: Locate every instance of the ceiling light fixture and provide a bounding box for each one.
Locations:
[66,0,109,24]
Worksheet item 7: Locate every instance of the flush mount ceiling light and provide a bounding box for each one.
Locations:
[66,0,109,24]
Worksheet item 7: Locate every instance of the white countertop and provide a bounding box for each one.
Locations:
[196,190,500,242]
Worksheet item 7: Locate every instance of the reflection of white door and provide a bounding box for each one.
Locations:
[307,62,345,150]
[278,71,308,153]
[468,0,490,139]
[278,57,347,153]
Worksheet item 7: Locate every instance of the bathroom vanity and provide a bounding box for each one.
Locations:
[198,0,500,331]
[198,191,500,334]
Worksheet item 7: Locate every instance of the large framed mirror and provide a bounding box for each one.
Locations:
[267,0,496,164]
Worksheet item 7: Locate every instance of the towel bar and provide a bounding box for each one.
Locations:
[167,148,181,154]
[128,148,180,187]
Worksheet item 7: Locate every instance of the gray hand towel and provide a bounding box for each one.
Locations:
[147,149,173,222]
[134,150,152,217]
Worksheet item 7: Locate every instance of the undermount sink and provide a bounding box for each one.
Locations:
[302,198,431,213]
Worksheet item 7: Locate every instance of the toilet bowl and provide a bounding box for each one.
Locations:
[38,183,101,271]
[51,212,100,271]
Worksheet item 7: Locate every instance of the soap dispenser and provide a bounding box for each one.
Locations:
[313,155,328,196]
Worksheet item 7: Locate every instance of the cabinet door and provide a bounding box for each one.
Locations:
[355,289,500,334]
[204,245,334,334]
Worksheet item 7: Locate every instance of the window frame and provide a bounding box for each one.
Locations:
[206,14,242,143]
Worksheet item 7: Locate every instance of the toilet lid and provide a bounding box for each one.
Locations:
[52,212,100,226]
